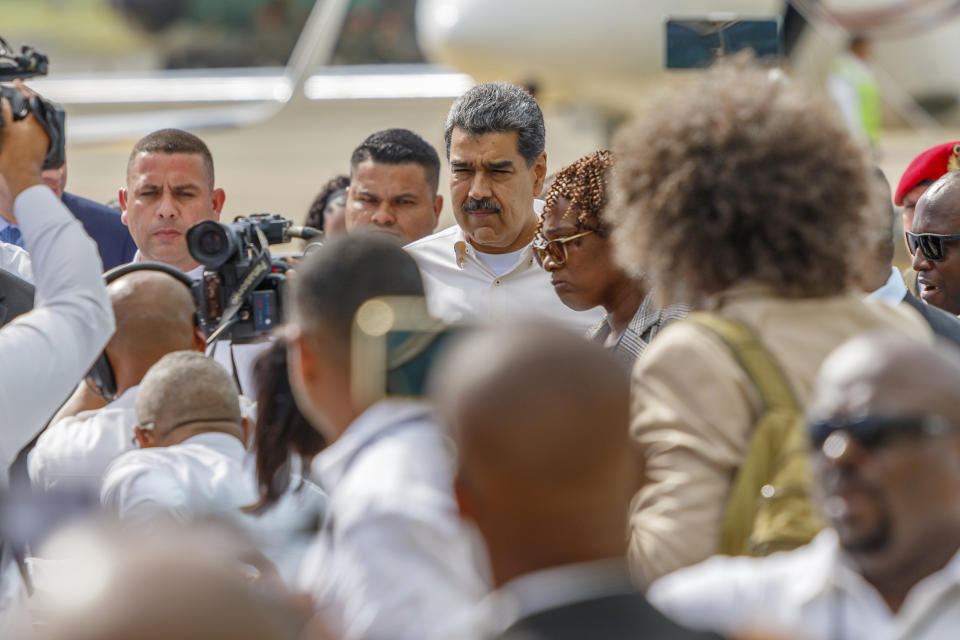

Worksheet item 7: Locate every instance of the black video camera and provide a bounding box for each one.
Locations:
[0,36,65,170]
[187,214,321,344]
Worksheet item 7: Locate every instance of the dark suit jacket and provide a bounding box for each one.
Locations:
[0,268,35,328]
[494,592,724,640]
[62,191,137,270]
[902,291,960,346]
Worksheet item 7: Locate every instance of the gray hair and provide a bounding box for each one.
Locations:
[136,351,240,434]
[444,82,545,167]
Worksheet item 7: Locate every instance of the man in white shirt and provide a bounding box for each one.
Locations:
[119,128,225,276]
[286,234,487,639]
[650,331,960,640]
[428,324,717,640]
[100,351,321,583]
[0,82,115,483]
[28,269,205,494]
[344,128,443,245]
[405,82,602,332]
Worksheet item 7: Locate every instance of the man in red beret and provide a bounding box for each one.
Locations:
[896,142,960,243]
[894,142,960,295]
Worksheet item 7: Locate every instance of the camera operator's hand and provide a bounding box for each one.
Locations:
[0,80,49,209]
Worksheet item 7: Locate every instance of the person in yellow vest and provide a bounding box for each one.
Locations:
[826,35,881,147]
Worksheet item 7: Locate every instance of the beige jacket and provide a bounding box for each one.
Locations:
[628,284,930,586]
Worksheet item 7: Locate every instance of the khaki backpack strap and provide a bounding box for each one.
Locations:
[685,312,811,555]
[685,312,799,412]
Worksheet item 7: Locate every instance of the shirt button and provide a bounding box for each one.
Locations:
[493,279,502,286]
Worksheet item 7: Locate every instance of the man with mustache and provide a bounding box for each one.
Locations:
[910,171,960,316]
[648,331,960,640]
[405,82,603,331]
[119,128,225,277]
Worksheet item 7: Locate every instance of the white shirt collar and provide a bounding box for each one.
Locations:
[867,266,908,306]
[312,399,432,492]
[131,250,204,280]
[479,559,631,635]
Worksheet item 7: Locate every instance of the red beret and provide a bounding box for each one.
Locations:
[895,141,960,205]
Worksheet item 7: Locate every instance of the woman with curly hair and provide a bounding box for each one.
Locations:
[607,56,930,585]
[535,149,687,367]
[305,175,349,236]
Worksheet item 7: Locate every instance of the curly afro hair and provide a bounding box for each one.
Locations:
[542,150,614,236]
[607,56,872,305]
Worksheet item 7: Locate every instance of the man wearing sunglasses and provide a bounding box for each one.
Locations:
[909,171,960,315]
[648,332,960,640]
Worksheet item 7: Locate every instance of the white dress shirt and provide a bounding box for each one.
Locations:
[0,186,114,486]
[28,387,257,494]
[297,399,488,640]
[28,386,139,495]
[101,431,324,584]
[868,266,909,306]
[649,529,960,640]
[0,241,32,282]
[404,211,604,333]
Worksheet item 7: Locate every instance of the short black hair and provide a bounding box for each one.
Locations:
[293,233,425,347]
[350,128,441,194]
[128,128,216,189]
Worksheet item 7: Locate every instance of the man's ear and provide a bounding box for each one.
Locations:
[531,151,547,197]
[211,188,226,219]
[134,427,155,449]
[119,187,129,224]
[192,326,207,352]
[433,194,443,224]
[453,473,478,522]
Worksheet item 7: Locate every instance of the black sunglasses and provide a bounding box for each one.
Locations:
[906,231,960,262]
[809,414,955,451]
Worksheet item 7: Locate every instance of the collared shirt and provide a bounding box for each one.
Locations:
[650,529,960,640]
[0,218,24,248]
[405,212,604,333]
[298,399,487,640]
[29,389,256,494]
[101,431,324,584]
[586,292,689,368]
[0,242,32,282]
[868,266,909,306]
[0,186,114,487]
[470,560,634,638]
[28,385,139,495]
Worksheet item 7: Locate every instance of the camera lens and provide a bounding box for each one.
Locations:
[187,221,237,268]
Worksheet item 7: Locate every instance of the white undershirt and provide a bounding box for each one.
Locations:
[473,248,526,276]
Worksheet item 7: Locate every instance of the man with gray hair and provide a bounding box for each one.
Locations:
[100,351,321,582]
[405,82,602,331]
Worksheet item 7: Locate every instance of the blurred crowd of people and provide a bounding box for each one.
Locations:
[3,54,960,640]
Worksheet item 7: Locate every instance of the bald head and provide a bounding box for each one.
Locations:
[38,521,306,640]
[916,170,960,219]
[811,331,960,423]
[136,351,241,446]
[430,324,634,584]
[107,271,200,391]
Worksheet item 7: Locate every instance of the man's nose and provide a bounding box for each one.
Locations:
[371,203,396,226]
[542,251,563,272]
[467,173,493,201]
[911,242,932,272]
[156,190,179,219]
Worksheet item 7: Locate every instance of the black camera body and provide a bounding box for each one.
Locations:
[187,214,320,344]
[0,37,65,170]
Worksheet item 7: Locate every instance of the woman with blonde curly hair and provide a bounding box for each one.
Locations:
[608,57,931,586]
